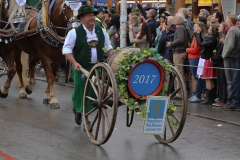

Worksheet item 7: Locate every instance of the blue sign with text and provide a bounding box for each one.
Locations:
[129,63,161,96]
[143,96,169,134]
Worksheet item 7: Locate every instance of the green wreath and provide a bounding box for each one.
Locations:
[114,48,178,127]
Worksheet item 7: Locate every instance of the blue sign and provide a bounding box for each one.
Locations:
[128,61,162,98]
[143,96,169,134]
[148,99,166,119]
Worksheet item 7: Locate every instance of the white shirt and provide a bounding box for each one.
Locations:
[62,24,112,63]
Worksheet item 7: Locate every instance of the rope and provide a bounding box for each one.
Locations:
[168,62,240,71]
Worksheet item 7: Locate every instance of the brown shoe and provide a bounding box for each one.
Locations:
[212,102,221,107]
[223,106,240,111]
[218,102,225,106]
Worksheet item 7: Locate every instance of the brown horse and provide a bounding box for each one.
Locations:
[0,0,27,99]
[3,0,77,109]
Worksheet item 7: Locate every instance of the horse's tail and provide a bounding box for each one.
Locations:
[14,51,28,87]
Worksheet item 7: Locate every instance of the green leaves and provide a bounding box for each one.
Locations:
[115,48,178,128]
[102,46,107,52]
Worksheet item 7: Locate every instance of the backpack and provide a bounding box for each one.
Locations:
[186,19,194,35]
[180,22,192,47]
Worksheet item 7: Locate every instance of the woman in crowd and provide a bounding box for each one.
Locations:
[211,22,228,107]
[206,15,213,29]
[129,22,151,48]
[197,16,207,26]
[187,22,207,102]
[158,16,166,30]
[108,14,120,49]
[196,23,219,104]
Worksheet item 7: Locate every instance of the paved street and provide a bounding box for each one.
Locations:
[0,70,239,160]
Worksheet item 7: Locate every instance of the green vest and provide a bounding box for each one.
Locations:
[73,25,105,67]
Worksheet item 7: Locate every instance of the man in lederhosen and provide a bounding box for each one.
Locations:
[62,6,113,125]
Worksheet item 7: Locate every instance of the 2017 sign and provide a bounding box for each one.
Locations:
[128,60,165,100]
[133,75,157,84]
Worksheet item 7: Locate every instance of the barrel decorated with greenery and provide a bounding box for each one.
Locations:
[114,47,177,127]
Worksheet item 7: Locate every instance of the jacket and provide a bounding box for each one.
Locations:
[222,26,239,58]
[211,40,224,67]
[95,17,106,30]
[237,35,240,62]
[158,24,176,62]
[108,25,119,49]
[186,35,201,59]
[171,22,189,53]
[129,31,149,48]
[196,33,217,59]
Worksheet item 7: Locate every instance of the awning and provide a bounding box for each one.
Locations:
[198,0,212,6]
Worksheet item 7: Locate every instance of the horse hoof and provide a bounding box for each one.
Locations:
[25,86,32,95]
[19,93,27,99]
[0,90,8,98]
[43,99,51,104]
[50,103,60,109]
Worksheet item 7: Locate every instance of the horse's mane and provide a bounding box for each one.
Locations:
[8,0,26,22]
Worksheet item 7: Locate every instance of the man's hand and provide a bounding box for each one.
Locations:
[73,62,82,72]
[107,49,113,56]
[135,0,139,4]
[166,42,171,47]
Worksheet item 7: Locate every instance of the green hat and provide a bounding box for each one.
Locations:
[77,6,98,19]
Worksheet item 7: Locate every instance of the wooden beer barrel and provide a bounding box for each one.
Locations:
[107,47,139,73]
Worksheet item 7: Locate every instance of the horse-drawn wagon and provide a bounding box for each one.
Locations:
[1,0,187,145]
[79,47,187,145]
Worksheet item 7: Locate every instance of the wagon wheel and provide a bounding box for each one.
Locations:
[83,63,118,145]
[154,65,187,143]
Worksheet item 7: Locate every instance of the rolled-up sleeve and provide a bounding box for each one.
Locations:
[62,29,77,55]
[102,28,113,52]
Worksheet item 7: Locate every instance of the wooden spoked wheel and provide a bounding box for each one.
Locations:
[154,65,187,143]
[83,63,118,145]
